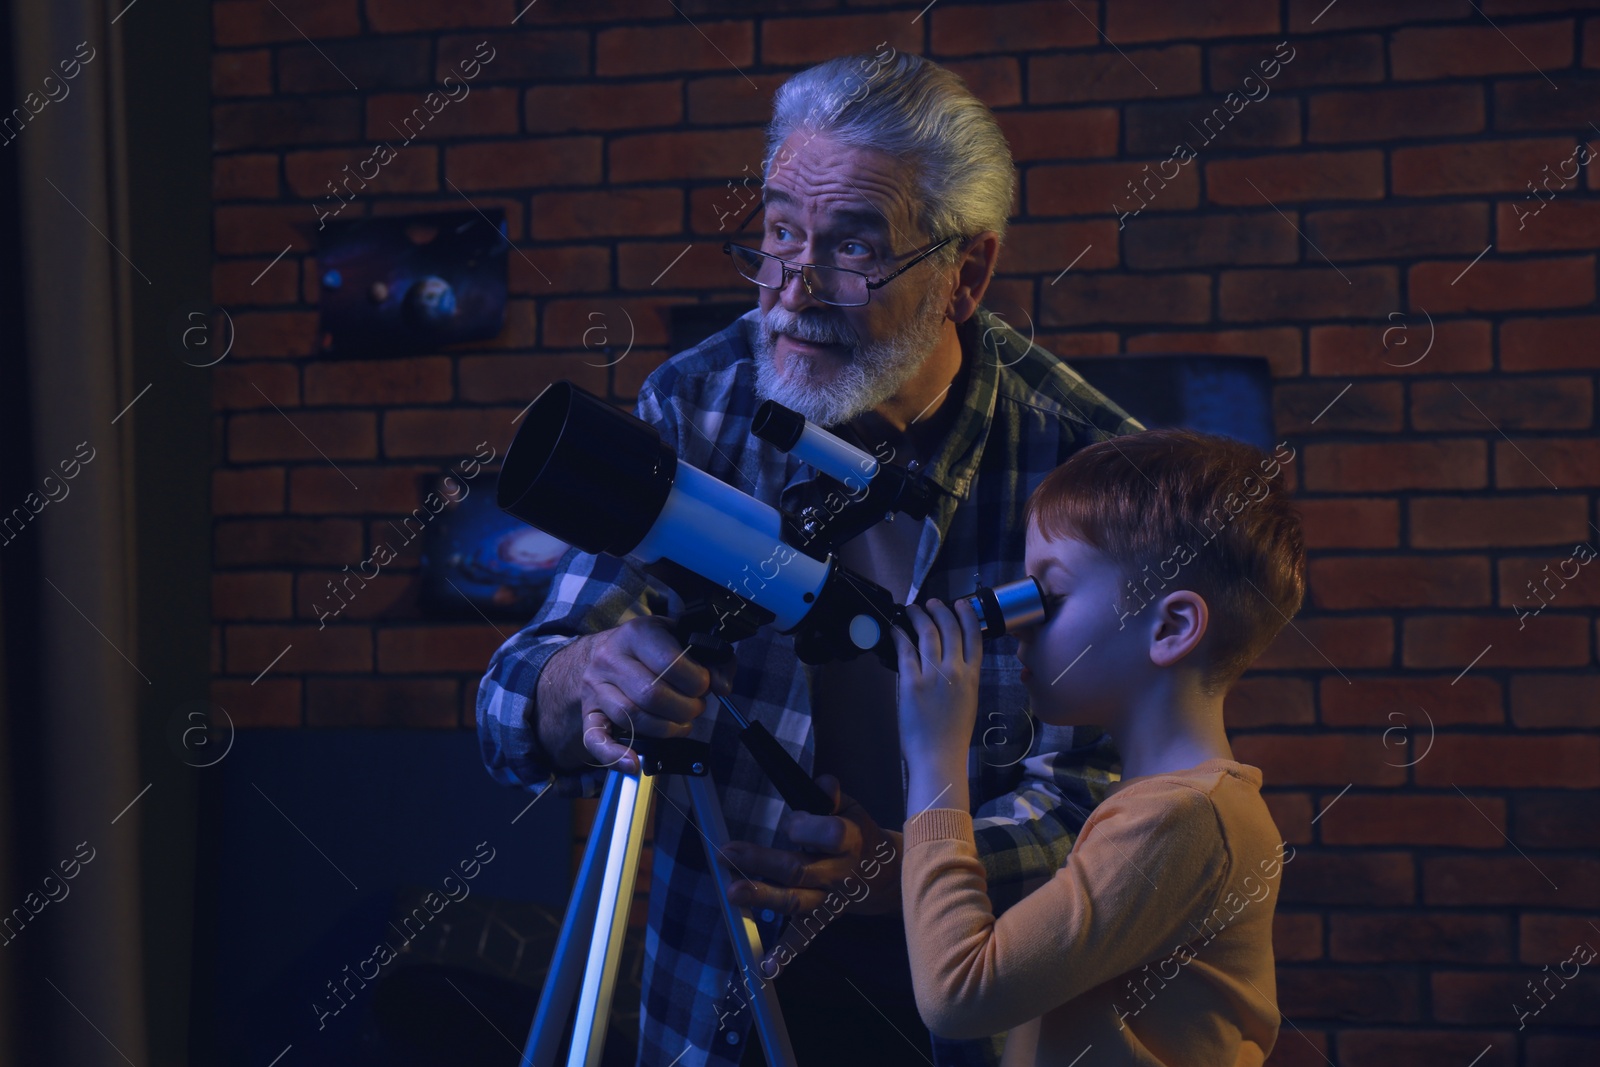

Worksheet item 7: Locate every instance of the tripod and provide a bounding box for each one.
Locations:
[521,627,835,1067]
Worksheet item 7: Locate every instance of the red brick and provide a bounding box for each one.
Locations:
[1308,84,1484,142]
[212,50,272,97]
[1411,254,1594,314]
[1231,734,1407,786]
[226,311,320,359]
[1499,197,1600,252]
[1274,381,1401,434]
[1104,0,1277,43]
[436,31,589,83]
[229,411,377,463]
[303,357,452,406]
[306,678,458,728]
[1409,613,1592,669]
[1434,969,1598,1027]
[209,678,301,728]
[1321,794,1506,847]
[509,244,611,295]
[214,154,280,200]
[525,80,680,133]
[284,146,439,199]
[1210,35,1383,90]
[288,466,436,515]
[1393,138,1579,196]
[1338,1031,1516,1067]
[1305,202,1490,260]
[997,108,1119,162]
[1303,441,1485,492]
[1126,211,1300,269]
[612,350,675,402]
[599,21,753,76]
[446,137,602,191]
[1207,150,1384,204]
[213,98,361,152]
[611,128,766,185]
[1308,320,1493,376]
[1223,675,1314,729]
[214,0,359,46]
[376,625,505,673]
[367,194,525,241]
[1320,675,1503,728]
[533,188,683,242]
[1277,850,1414,906]
[1219,267,1396,322]
[1263,793,1313,845]
[457,354,607,404]
[759,16,918,67]
[1413,376,1592,432]
[297,571,418,623]
[932,2,1099,54]
[1500,314,1600,370]
[1287,0,1461,33]
[213,362,298,410]
[1030,158,1200,217]
[1295,498,1398,550]
[995,220,1119,274]
[215,518,364,567]
[366,88,518,143]
[1329,913,1512,963]
[1418,734,1600,789]
[213,257,300,306]
[942,57,1022,108]
[1391,21,1575,81]
[1273,912,1321,962]
[1521,913,1600,964]
[213,468,285,516]
[1042,272,1210,326]
[1253,616,1394,671]
[618,241,734,291]
[1308,555,1488,610]
[365,0,505,32]
[1519,790,1600,849]
[1030,45,1202,103]
[382,408,519,459]
[1125,327,1301,377]
[1495,436,1600,488]
[214,205,316,256]
[1529,1037,1600,1067]
[1035,334,1121,358]
[1278,966,1422,1022]
[543,297,685,348]
[226,624,372,674]
[1511,672,1600,728]
[1410,494,1588,548]
[685,73,789,126]
[213,572,294,620]
[282,37,432,94]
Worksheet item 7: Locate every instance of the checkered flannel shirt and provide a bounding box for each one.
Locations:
[477,303,1145,1066]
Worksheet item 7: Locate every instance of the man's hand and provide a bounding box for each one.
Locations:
[721,775,904,917]
[568,616,734,774]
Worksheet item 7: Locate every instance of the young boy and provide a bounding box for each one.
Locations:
[891,427,1305,1066]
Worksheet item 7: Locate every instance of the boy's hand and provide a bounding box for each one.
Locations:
[893,597,984,772]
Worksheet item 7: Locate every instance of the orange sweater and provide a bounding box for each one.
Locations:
[901,758,1284,1066]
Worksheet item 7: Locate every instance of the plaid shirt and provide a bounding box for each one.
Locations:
[477,303,1145,1066]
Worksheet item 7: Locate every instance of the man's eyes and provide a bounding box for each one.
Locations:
[768,225,874,258]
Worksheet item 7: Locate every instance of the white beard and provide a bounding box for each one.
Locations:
[751,281,947,428]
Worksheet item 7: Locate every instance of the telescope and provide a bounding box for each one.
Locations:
[496,381,1048,672]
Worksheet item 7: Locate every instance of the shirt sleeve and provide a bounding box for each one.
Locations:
[474,384,678,800]
[900,782,1230,1041]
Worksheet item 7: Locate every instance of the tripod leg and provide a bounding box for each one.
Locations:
[568,769,654,1067]
[685,775,799,1067]
[522,770,625,1067]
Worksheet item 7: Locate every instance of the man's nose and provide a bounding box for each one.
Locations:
[776,250,828,313]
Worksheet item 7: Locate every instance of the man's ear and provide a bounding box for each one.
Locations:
[1148,590,1208,669]
[950,230,1001,322]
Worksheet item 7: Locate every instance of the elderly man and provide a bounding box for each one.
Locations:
[477,51,1143,1066]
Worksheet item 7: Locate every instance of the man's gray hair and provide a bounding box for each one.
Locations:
[763,51,1015,265]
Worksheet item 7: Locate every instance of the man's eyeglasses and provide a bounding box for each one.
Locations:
[721,233,962,308]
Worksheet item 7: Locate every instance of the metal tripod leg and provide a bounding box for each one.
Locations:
[521,769,625,1067]
[685,774,798,1066]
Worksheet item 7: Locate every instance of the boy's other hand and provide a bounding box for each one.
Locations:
[893,597,983,769]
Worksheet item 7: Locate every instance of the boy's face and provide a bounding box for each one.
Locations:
[1014,519,1151,727]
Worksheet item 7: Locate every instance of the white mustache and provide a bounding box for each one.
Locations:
[766,311,856,347]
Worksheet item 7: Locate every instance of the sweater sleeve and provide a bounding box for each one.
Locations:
[900,783,1231,1040]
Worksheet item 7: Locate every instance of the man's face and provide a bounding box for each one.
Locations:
[749,129,955,427]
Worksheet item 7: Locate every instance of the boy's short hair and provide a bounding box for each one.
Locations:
[1022,427,1307,697]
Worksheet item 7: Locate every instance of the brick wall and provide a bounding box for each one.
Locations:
[209,2,1600,1063]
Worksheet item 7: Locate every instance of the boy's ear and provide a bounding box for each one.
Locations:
[1148,590,1208,669]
